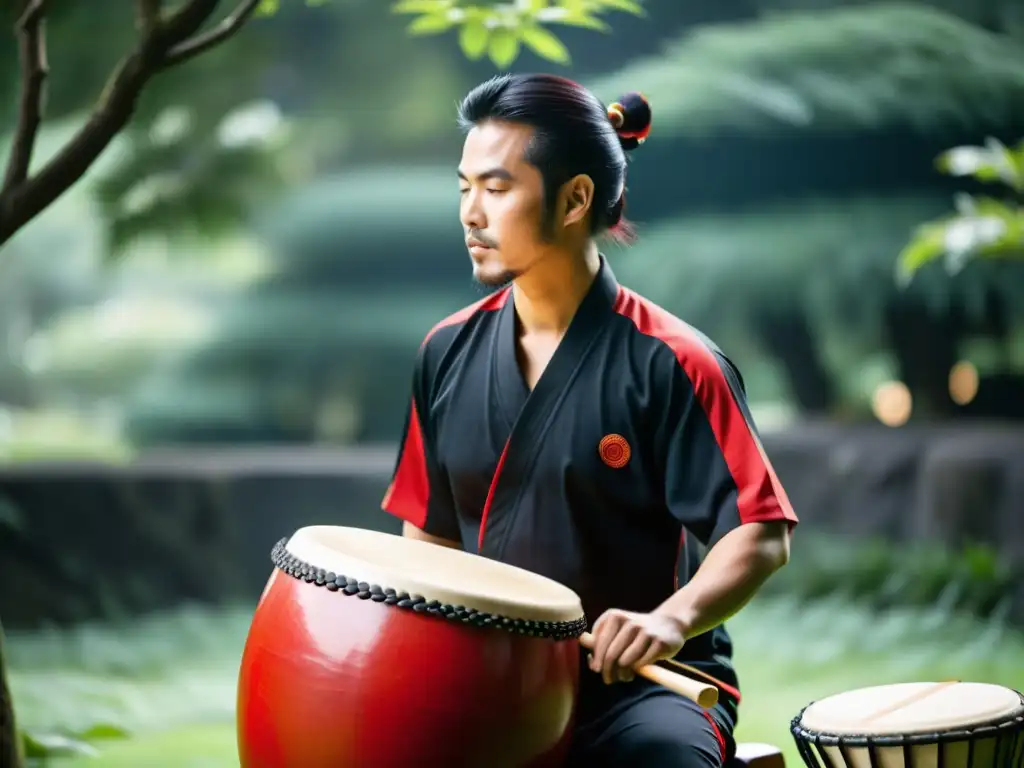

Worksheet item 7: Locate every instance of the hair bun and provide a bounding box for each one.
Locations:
[607,92,651,151]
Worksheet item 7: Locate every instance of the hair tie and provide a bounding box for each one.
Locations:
[607,102,626,130]
[607,92,652,150]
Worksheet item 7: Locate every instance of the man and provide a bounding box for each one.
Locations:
[381,73,797,767]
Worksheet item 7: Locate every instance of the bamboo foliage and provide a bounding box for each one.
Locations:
[611,195,1024,337]
[589,3,1024,136]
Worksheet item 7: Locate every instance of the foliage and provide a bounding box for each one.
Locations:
[759,534,1018,619]
[899,138,1024,280]
[121,167,475,446]
[589,3,1024,137]
[20,724,129,766]
[0,0,282,247]
[91,102,290,257]
[610,194,1024,414]
[0,0,649,250]
[253,167,465,271]
[612,195,1024,342]
[390,0,645,68]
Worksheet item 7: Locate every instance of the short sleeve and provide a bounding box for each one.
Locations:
[662,347,797,548]
[380,351,461,542]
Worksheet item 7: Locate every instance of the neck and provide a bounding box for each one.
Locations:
[512,241,601,335]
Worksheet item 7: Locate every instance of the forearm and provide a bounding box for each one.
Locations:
[402,521,461,549]
[655,521,790,640]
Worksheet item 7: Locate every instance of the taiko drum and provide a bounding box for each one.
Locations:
[236,525,586,768]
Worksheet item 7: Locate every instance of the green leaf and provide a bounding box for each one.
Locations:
[255,0,279,16]
[392,0,451,14]
[897,220,948,284]
[407,12,455,35]
[520,25,570,64]
[21,732,99,759]
[459,21,490,59]
[558,12,610,32]
[76,724,131,742]
[936,138,1024,191]
[953,194,1017,219]
[898,199,1024,282]
[488,29,521,68]
[591,0,645,15]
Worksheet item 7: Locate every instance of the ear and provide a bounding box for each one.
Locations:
[560,174,595,228]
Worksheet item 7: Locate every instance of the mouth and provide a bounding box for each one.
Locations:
[467,240,494,255]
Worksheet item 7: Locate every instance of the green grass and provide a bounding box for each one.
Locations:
[8,597,1024,766]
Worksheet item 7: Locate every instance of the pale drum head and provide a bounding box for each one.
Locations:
[794,682,1024,768]
[284,525,584,624]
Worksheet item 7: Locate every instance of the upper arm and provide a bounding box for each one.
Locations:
[381,346,462,544]
[661,345,797,548]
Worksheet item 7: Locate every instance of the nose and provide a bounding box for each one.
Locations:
[460,188,485,232]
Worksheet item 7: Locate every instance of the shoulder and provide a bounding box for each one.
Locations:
[414,287,510,384]
[420,287,509,352]
[612,287,743,393]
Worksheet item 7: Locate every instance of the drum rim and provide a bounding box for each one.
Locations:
[269,538,589,641]
[789,689,1024,748]
[282,526,585,623]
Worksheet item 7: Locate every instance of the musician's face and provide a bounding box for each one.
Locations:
[458,120,549,288]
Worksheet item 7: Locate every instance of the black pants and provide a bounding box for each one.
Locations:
[564,675,735,768]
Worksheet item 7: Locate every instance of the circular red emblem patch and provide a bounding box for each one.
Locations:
[598,434,631,469]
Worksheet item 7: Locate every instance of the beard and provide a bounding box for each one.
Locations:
[472,268,518,290]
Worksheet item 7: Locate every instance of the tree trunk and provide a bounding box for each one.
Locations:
[0,620,23,768]
[883,299,963,419]
[750,305,836,414]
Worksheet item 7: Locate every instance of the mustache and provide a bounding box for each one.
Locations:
[467,229,499,248]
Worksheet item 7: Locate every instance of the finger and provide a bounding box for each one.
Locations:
[602,624,641,685]
[617,632,654,670]
[589,612,622,675]
[616,642,644,682]
[633,639,671,670]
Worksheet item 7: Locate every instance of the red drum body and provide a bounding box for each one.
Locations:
[237,526,586,768]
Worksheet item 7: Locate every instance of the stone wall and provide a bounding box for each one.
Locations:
[0,423,1021,629]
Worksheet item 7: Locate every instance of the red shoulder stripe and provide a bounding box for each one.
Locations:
[381,397,430,528]
[385,287,511,528]
[613,288,797,526]
[423,287,511,346]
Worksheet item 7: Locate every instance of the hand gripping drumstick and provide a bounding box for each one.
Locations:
[578,632,719,709]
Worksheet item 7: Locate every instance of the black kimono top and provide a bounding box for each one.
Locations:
[382,256,797,717]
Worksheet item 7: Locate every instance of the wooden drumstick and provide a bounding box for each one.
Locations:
[579,632,719,709]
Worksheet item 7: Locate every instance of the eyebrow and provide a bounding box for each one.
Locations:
[457,167,514,183]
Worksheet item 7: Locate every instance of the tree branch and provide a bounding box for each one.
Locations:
[163,0,263,67]
[137,0,163,37]
[161,0,223,47]
[0,0,265,247]
[1,0,49,197]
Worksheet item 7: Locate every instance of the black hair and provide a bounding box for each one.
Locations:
[456,73,652,242]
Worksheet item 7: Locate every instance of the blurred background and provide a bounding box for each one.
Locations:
[1,0,1023,764]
